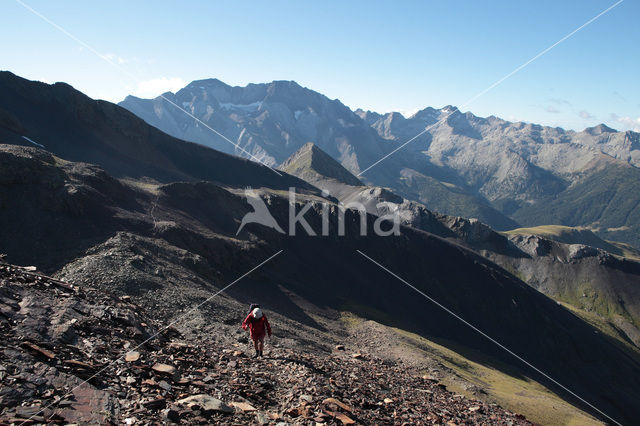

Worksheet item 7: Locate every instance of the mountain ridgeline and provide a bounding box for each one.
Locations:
[0,72,315,193]
[120,78,640,246]
[2,72,640,424]
[119,78,519,231]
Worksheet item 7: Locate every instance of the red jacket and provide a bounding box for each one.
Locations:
[242,312,272,341]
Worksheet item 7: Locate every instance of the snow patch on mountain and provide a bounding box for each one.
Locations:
[219,101,262,112]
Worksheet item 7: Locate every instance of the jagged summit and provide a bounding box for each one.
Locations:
[279,142,363,187]
[186,77,230,88]
[584,123,618,135]
[409,106,439,120]
[354,108,382,125]
[440,105,459,114]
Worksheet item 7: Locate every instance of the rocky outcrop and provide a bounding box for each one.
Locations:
[279,142,364,187]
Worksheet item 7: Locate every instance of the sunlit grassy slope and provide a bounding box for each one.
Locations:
[395,329,602,426]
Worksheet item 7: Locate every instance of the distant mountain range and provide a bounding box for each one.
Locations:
[120,78,640,246]
[119,79,518,230]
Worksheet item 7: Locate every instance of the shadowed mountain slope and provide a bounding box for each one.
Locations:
[1,261,540,425]
[280,143,640,351]
[1,144,640,424]
[0,71,314,193]
[1,73,640,423]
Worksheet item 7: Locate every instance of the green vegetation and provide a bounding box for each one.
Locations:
[511,164,640,248]
[52,154,70,167]
[394,171,519,231]
[339,303,397,327]
[556,301,640,357]
[606,240,640,262]
[393,328,603,426]
[339,311,364,329]
[504,224,591,237]
[340,310,603,425]
[120,178,161,195]
[553,281,639,331]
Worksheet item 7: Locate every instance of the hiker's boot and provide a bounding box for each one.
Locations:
[254,351,259,358]
[259,350,263,357]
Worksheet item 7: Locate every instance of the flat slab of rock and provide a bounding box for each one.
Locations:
[176,394,234,414]
[125,351,140,362]
[152,363,176,375]
[231,401,257,412]
[64,359,93,369]
[59,384,120,424]
[15,406,42,418]
[143,397,166,409]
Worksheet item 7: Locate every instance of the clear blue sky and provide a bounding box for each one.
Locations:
[2,0,638,131]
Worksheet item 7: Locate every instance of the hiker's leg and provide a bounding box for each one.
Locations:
[258,338,264,356]
[252,338,260,357]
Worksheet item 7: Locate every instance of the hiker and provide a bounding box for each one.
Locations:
[242,304,272,358]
